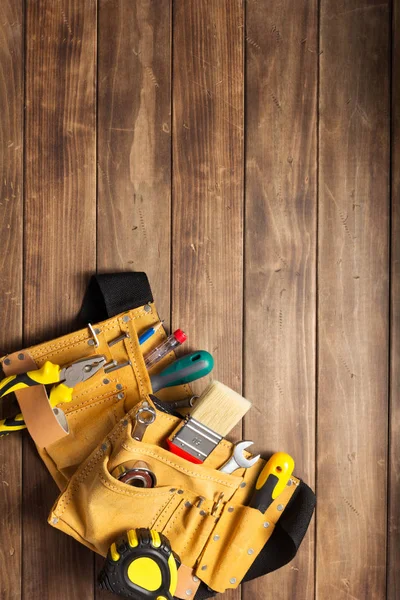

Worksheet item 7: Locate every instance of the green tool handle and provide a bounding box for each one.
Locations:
[150,351,214,393]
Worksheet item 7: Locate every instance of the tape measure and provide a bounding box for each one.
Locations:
[98,528,180,600]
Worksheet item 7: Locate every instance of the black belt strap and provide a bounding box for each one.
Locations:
[193,481,315,600]
[78,272,153,325]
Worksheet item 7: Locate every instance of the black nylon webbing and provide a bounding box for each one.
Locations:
[192,481,315,599]
[78,272,153,325]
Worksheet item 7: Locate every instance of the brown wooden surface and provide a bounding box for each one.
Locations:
[0,1,397,599]
[244,1,317,598]
[389,0,400,597]
[317,1,390,599]
[172,2,243,599]
[0,1,23,597]
[96,1,172,595]
[23,1,97,598]
[97,0,172,321]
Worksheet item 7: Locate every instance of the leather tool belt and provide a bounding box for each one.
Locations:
[0,272,315,599]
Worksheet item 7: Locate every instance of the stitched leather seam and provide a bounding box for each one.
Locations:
[56,419,128,515]
[99,474,173,498]
[150,496,177,529]
[120,444,239,487]
[181,514,209,554]
[123,322,147,397]
[163,501,187,537]
[30,309,147,359]
[65,394,119,416]
[72,378,119,401]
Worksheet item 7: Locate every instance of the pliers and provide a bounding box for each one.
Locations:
[0,355,106,437]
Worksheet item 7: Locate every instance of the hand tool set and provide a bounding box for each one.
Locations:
[0,272,315,600]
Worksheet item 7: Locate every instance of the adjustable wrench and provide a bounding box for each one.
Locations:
[219,440,260,474]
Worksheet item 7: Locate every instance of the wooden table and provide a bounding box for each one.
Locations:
[0,1,397,598]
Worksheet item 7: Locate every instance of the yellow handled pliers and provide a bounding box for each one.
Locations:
[0,355,106,437]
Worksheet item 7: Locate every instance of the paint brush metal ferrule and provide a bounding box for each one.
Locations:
[169,416,222,462]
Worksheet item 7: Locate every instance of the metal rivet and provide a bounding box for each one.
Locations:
[213,535,220,542]
[101,444,107,451]
[88,339,95,346]
[18,353,25,360]
[287,479,293,486]
[52,517,59,524]
[170,488,176,492]
[240,482,247,488]
[103,378,110,385]
[277,504,284,511]
[228,507,234,513]
[192,576,199,583]
[263,522,270,528]
[185,501,192,508]
[3,358,11,366]
[230,578,237,585]
[117,392,124,400]
[200,510,207,516]
[144,304,152,313]
[178,489,184,494]
[122,314,130,322]
[116,383,123,390]
[94,328,101,334]
[123,420,129,426]
[247,548,254,555]
[185,591,193,597]
[201,565,207,571]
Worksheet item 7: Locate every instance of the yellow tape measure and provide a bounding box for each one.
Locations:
[98,528,179,600]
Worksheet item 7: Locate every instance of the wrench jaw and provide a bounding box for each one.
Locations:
[219,440,261,474]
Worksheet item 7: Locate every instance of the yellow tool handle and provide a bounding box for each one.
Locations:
[255,452,295,498]
[0,361,62,398]
[0,414,26,437]
[49,383,73,407]
[250,452,295,514]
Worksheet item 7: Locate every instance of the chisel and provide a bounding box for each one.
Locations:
[250,452,294,514]
[150,351,214,393]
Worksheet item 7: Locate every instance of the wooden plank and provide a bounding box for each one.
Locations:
[96,0,172,592]
[317,1,390,598]
[97,0,172,321]
[0,1,24,597]
[389,0,400,596]
[172,1,244,599]
[243,1,317,598]
[23,0,97,598]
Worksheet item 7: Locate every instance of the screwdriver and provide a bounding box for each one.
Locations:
[144,329,187,369]
[150,351,214,393]
[250,452,294,514]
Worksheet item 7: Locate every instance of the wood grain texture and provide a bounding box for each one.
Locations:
[97,0,172,321]
[0,1,23,597]
[23,0,97,598]
[317,1,390,599]
[172,1,244,598]
[96,1,172,590]
[389,0,400,596]
[243,1,317,598]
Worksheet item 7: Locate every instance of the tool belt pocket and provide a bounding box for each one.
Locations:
[49,399,308,596]
[49,403,244,560]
